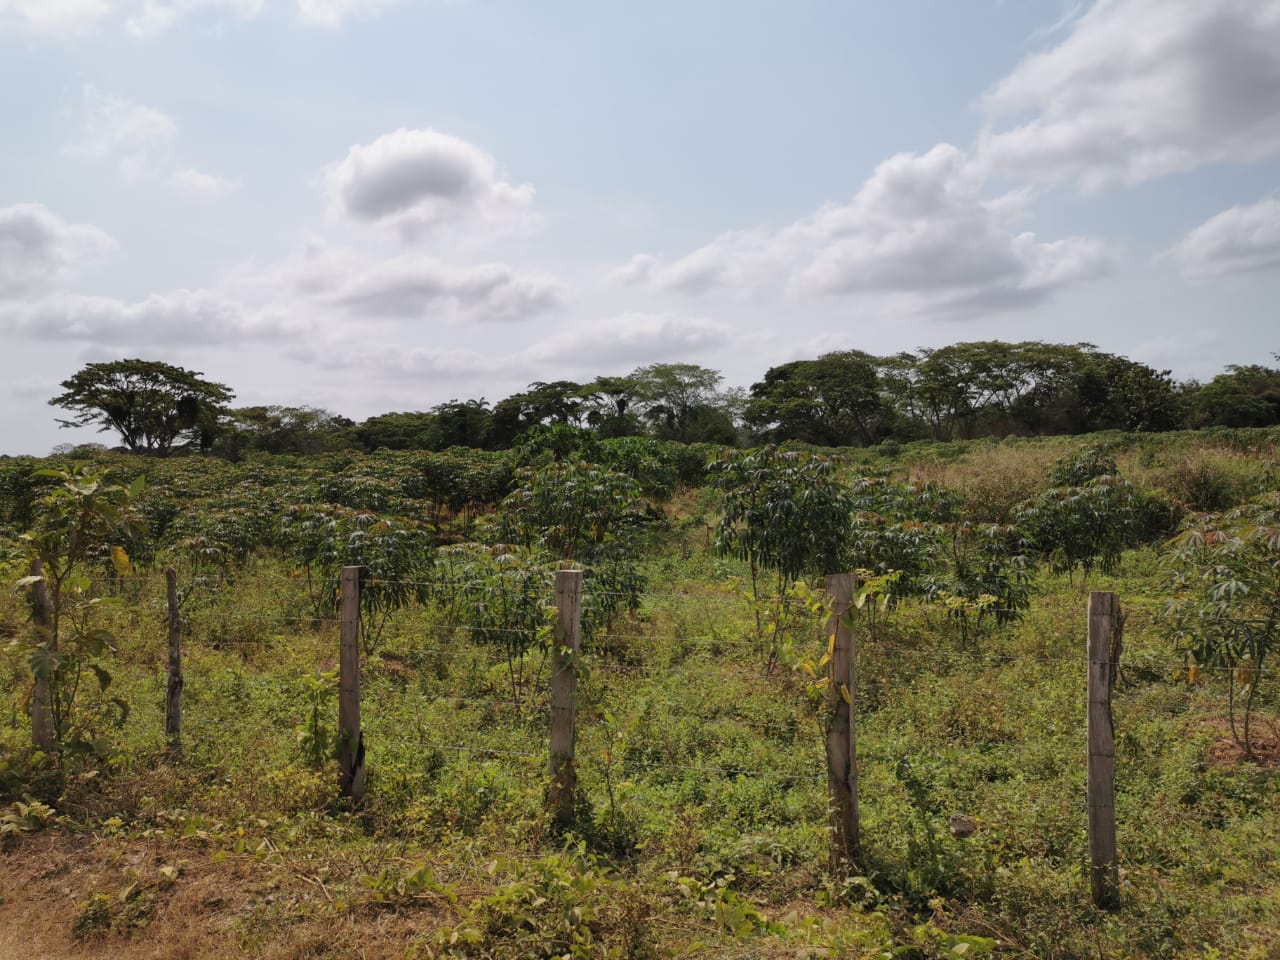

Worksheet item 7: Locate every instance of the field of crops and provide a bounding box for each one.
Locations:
[1,428,1279,959]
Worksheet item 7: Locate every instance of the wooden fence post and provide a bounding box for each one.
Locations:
[549,568,583,827]
[338,565,366,802]
[164,568,183,758]
[1087,591,1123,910]
[29,558,55,753]
[825,572,861,873]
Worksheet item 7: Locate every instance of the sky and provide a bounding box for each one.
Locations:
[1,0,1278,454]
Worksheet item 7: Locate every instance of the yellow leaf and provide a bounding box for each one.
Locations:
[827,633,836,658]
[110,545,132,576]
[802,662,816,679]
[1186,665,1201,684]
[818,652,831,669]
[840,683,852,705]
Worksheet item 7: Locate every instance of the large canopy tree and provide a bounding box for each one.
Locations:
[218,405,357,459]
[746,350,887,446]
[627,362,726,442]
[50,359,235,455]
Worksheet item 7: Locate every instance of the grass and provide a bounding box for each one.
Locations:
[2,433,1280,958]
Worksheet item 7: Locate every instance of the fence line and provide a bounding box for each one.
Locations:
[16,561,1270,917]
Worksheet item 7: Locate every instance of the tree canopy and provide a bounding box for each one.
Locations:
[44,344,1280,459]
[747,350,887,446]
[50,359,235,456]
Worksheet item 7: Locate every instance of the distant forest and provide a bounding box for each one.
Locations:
[47,341,1280,458]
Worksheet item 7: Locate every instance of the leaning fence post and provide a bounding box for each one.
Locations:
[29,558,55,753]
[164,568,184,758]
[338,565,366,802]
[1087,590,1123,910]
[549,568,584,828]
[824,572,861,873]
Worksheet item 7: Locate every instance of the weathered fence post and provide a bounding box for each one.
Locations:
[29,558,55,753]
[164,568,183,758]
[1087,590,1123,910]
[549,568,584,827]
[825,572,861,873]
[338,565,366,802]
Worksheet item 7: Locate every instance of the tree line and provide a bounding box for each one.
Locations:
[46,342,1280,457]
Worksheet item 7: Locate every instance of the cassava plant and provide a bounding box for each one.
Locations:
[1016,448,1167,585]
[14,465,142,754]
[495,461,649,642]
[1164,492,1280,757]
[278,503,433,652]
[923,522,1032,648]
[434,543,556,703]
[710,447,854,670]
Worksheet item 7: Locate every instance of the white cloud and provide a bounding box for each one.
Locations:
[9,376,58,400]
[291,341,502,381]
[124,0,267,37]
[0,289,303,345]
[295,0,395,28]
[327,254,566,322]
[978,0,1280,192]
[168,167,239,198]
[325,128,535,238]
[68,84,238,190]
[528,313,733,369]
[0,0,112,35]
[1169,195,1280,279]
[2,0,394,36]
[0,204,117,298]
[616,144,1109,318]
[1130,330,1221,375]
[68,83,178,179]
[294,311,730,388]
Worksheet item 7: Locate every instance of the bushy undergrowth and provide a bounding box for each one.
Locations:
[0,429,1278,958]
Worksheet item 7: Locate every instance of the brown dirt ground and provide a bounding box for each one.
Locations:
[0,832,444,959]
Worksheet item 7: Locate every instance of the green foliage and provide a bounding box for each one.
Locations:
[217,405,357,459]
[295,670,338,770]
[495,462,649,639]
[510,423,600,468]
[747,349,888,446]
[15,464,142,750]
[411,449,514,519]
[846,477,959,604]
[711,447,852,586]
[711,447,853,665]
[596,436,680,502]
[435,543,556,701]
[278,503,433,649]
[1164,492,1280,756]
[6,428,1280,958]
[438,845,655,959]
[0,798,57,835]
[50,358,234,455]
[1187,364,1280,429]
[492,380,588,447]
[1017,474,1143,581]
[923,522,1031,645]
[1049,447,1118,487]
[355,410,442,451]
[626,362,726,443]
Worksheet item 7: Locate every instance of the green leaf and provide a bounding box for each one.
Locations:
[29,646,61,681]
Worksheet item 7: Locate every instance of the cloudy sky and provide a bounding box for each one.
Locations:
[2,0,1278,454]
